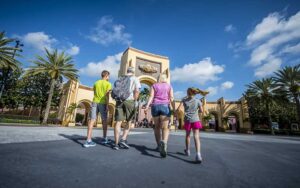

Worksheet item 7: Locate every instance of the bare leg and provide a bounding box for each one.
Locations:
[87,119,96,140]
[185,130,191,151]
[121,120,131,140]
[114,121,122,145]
[153,117,161,146]
[160,116,170,143]
[193,129,201,153]
[102,119,108,138]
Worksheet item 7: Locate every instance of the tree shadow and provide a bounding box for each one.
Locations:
[129,144,161,159]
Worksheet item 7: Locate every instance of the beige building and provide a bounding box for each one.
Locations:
[58,47,251,132]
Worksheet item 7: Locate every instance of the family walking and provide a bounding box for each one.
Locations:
[83,67,206,163]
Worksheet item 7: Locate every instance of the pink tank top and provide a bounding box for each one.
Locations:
[152,83,171,105]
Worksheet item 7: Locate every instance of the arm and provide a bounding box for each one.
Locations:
[169,87,175,110]
[134,78,141,101]
[198,100,203,113]
[106,83,112,105]
[145,86,154,109]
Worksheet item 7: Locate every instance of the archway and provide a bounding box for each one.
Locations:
[137,77,157,128]
[75,100,91,126]
[209,112,219,131]
[227,111,240,132]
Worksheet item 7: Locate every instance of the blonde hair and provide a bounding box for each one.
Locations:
[157,74,168,83]
[187,87,209,97]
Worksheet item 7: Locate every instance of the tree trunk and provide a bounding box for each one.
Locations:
[0,84,4,99]
[39,106,44,124]
[42,79,56,125]
[266,102,274,135]
[292,93,300,123]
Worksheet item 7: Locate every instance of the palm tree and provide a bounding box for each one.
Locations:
[0,31,21,70]
[246,78,278,134]
[26,48,78,125]
[0,31,22,99]
[273,65,300,122]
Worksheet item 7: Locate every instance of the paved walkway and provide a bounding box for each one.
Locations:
[0,125,300,188]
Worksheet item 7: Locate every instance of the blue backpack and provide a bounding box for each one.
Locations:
[111,76,131,102]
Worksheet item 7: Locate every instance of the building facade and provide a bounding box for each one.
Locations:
[58,47,251,131]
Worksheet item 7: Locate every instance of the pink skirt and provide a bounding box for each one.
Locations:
[184,121,203,131]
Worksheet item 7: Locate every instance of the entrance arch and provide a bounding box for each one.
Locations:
[227,111,241,132]
[75,100,91,126]
[209,111,219,131]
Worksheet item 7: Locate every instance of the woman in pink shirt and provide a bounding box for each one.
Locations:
[145,74,174,158]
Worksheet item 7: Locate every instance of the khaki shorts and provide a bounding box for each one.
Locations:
[114,100,136,122]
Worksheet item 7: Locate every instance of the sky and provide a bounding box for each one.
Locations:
[1,0,300,101]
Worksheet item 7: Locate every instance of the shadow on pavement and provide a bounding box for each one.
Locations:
[59,134,115,148]
[129,143,161,158]
[167,152,198,164]
[59,134,87,146]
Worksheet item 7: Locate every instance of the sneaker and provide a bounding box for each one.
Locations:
[83,141,96,148]
[112,144,120,150]
[184,149,190,156]
[196,154,202,163]
[101,137,111,145]
[119,139,130,149]
[160,141,167,158]
[155,145,160,152]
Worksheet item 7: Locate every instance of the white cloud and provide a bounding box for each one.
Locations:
[281,43,300,54]
[246,13,283,45]
[221,81,234,90]
[66,45,80,55]
[79,52,122,79]
[242,11,300,77]
[19,32,80,56]
[174,91,185,100]
[171,57,224,85]
[254,57,282,78]
[22,32,57,51]
[206,86,218,96]
[225,24,236,33]
[87,16,132,46]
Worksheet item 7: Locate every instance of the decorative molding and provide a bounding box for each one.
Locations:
[138,64,158,74]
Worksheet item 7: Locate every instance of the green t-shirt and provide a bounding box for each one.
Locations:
[92,79,112,104]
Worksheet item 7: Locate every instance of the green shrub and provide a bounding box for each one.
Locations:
[0,118,39,124]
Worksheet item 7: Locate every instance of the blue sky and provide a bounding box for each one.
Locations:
[1,0,300,101]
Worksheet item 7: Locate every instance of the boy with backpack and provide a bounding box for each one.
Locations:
[83,70,112,148]
[111,67,141,150]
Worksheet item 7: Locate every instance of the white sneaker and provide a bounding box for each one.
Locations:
[196,154,202,163]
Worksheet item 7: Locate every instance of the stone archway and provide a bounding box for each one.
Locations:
[119,47,170,128]
[75,100,91,126]
[226,111,241,133]
[137,76,157,127]
[209,111,219,131]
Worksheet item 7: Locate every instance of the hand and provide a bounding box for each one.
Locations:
[174,110,178,118]
[144,105,149,112]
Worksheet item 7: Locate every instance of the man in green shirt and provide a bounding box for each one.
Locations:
[83,70,112,147]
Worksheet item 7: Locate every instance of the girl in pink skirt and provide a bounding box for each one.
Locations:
[175,87,207,163]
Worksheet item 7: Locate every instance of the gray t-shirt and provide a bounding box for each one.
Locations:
[127,75,141,100]
[182,97,202,123]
